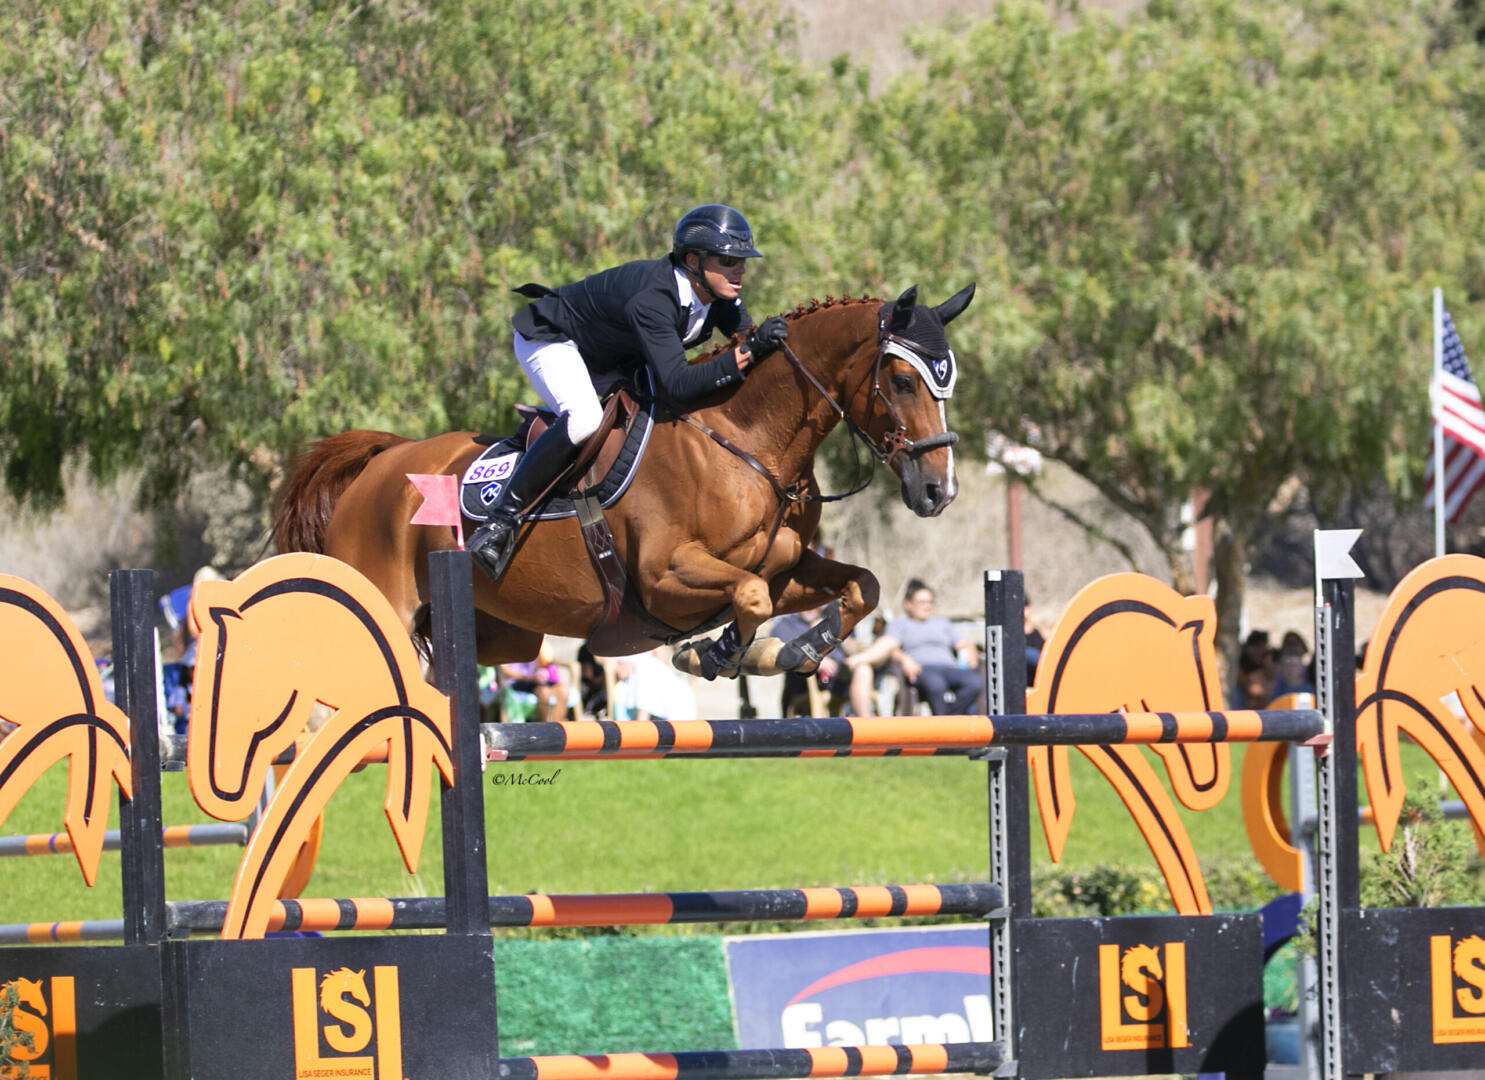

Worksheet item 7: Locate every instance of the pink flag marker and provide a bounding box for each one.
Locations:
[407,473,464,549]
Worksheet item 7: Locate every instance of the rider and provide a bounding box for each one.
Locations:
[468,204,790,579]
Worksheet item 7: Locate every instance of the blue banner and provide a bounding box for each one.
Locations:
[724,925,992,1049]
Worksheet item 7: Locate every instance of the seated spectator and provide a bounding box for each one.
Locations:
[1024,594,1045,686]
[1270,631,1316,699]
[850,579,981,715]
[576,644,608,721]
[769,605,861,717]
[498,643,570,722]
[611,648,696,723]
[1232,629,1275,708]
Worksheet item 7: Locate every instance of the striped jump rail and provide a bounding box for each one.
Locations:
[484,709,1325,761]
[495,1042,1006,1080]
[0,882,1002,943]
[0,823,247,857]
[160,734,388,768]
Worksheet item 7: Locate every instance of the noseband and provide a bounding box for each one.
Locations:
[780,318,959,469]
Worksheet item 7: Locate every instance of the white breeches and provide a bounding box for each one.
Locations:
[513,332,603,443]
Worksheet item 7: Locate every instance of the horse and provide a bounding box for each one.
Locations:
[271,284,975,678]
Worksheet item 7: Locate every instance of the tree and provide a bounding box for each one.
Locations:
[853,0,1485,668]
[0,0,848,513]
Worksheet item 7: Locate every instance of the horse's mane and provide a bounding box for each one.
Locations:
[693,294,881,364]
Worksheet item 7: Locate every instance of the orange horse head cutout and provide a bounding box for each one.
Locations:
[1027,574,1228,914]
[187,553,454,939]
[0,576,132,885]
[1354,554,1485,853]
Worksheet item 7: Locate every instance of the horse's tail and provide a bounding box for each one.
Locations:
[272,431,409,555]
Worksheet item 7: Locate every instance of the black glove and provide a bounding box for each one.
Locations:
[746,316,789,358]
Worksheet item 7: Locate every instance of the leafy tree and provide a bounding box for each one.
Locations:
[853,0,1485,667]
[0,0,848,514]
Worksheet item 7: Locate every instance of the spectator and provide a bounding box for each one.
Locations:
[849,579,981,715]
[159,565,221,734]
[1270,631,1316,699]
[1233,629,1275,708]
[611,648,696,723]
[576,644,608,721]
[1024,594,1045,686]
[498,644,571,722]
[769,605,859,717]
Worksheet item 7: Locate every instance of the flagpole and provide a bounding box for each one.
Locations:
[1434,287,1446,557]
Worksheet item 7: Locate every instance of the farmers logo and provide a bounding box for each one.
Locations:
[1430,934,1485,1044]
[291,965,404,1079]
[778,945,992,1047]
[1098,942,1189,1051]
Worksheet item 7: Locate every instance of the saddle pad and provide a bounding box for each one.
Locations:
[459,398,655,524]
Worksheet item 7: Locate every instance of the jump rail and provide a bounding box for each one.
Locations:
[0,882,1003,943]
[494,1043,1006,1080]
[0,823,246,857]
[483,709,1323,761]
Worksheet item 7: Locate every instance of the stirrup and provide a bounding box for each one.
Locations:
[469,517,520,580]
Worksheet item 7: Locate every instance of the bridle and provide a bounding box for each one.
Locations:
[779,312,960,470]
[668,310,960,572]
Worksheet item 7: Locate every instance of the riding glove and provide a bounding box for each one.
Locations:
[746,316,789,358]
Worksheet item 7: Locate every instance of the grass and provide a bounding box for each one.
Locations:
[0,740,1465,928]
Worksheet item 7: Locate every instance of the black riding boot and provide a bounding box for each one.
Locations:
[468,415,581,580]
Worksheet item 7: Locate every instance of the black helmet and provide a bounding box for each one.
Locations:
[672,204,762,259]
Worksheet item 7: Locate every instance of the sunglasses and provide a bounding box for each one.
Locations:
[709,254,745,269]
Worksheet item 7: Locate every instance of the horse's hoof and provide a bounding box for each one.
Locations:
[698,650,742,682]
[776,603,844,672]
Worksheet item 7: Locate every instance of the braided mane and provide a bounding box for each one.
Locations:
[694,294,881,363]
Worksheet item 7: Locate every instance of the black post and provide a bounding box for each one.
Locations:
[984,570,1028,1073]
[428,550,490,937]
[110,569,167,946]
[1327,578,1360,908]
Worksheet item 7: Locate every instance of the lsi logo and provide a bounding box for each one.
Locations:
[291,966,404,1080]
[1430,933,1485,1043]
[2,976,76,1080]
[1097,943,1189,1051]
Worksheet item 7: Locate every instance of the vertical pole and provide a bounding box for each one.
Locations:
[111,570,167,946]
[984,570,1027,1076]
[1290,736,1320,1080]
[1005,480,1024,572]
[1434,287,1447,558]
[428,550,490,938]
[1313,545,1359,1080]
[1192,488,1213,595]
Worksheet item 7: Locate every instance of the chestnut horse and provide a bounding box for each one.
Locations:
[271,284,975,678]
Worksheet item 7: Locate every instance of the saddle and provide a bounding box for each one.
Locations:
[459,383,652,523]
[460,381,678,651]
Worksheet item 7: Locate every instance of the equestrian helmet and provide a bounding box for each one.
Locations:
[672,204,762,259]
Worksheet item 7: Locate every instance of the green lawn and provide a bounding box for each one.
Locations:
[0,741,1466,927]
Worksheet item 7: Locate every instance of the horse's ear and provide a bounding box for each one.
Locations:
[890,285,918,332]
[934,283,976,326]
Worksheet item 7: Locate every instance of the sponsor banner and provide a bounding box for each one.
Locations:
[1342,907,1485,1073]
[724,924,992,1050]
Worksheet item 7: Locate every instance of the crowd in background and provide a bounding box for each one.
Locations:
[1231,628,1317,709]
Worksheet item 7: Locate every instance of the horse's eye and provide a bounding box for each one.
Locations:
[891,374,916,395]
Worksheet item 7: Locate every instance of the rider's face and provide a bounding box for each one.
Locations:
[693,253,746,302]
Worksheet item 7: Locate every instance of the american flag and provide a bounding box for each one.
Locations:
[1424,306,1485,522]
